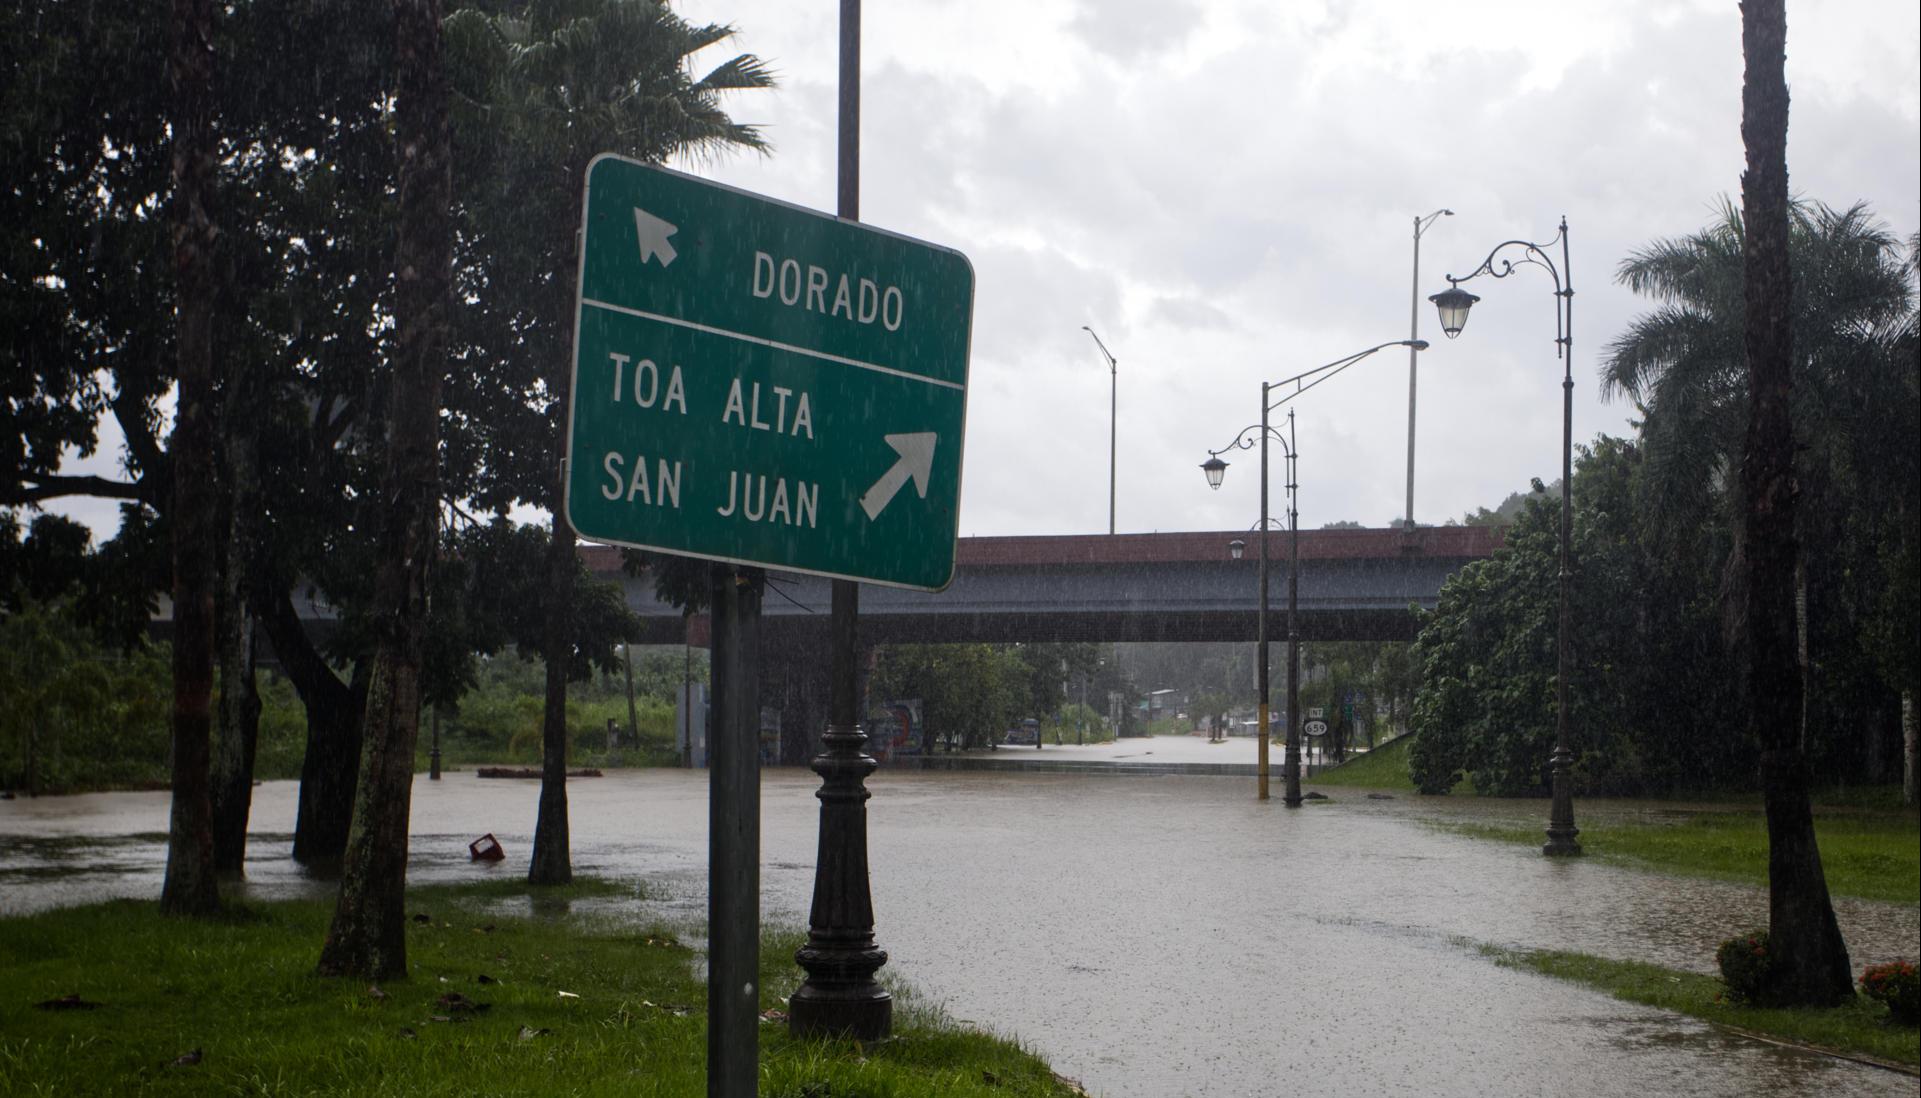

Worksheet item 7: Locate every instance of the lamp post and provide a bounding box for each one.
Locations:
[1429,217,1582,857]
[1406,209,1453,528]
[1202,339,1426,805]
[1082,326,1118,535]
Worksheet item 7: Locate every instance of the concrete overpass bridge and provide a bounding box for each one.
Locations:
[195,526,1498,766]
[593,524,1502,647]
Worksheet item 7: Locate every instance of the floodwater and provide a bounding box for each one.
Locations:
[3,759,1917,1097]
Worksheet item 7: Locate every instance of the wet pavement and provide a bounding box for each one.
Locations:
[3,747,1917,1097]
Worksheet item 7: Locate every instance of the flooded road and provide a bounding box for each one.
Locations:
[3,760,1916,1096]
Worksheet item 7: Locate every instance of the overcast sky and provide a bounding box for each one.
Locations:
[36,1,1920,545]
[664,0,1919,538]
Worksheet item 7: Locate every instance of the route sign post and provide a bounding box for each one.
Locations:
[565,155,975,590]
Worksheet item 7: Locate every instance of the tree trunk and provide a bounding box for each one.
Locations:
[211,422,262,877]
[160,0,221,919]
[318,0,450,980]
[623,643,639,746]
[528,506,575,886]
[209,602,259,876]
[1739,0,1853,1007]
[263,588,365,875]
[529,189,585,887]
[1903,689,1916,807]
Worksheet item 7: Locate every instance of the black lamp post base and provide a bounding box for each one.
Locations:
[791,715,892,1044]
[1543,745,1582,856]
[1542,828,1583,856]
[789,975,892,1042]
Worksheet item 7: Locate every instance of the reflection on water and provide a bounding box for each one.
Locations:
[3,770,1915,1097]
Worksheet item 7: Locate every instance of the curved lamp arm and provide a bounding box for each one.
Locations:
[1205,421,1293,463]
[1264,339,1428,412]
[1081,325,1117,371]
[1432,217,1572,357]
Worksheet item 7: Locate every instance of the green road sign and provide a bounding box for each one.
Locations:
[565,155,974,590]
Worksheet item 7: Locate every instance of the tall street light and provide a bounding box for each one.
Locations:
[1406,209,1453,529]
[1429,217,1582,857]
[1083,326,1118,535]
[1202,339,1427,805]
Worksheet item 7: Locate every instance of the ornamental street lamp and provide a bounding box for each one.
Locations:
[1429,217,1583,857]
[1203,339,1427,805]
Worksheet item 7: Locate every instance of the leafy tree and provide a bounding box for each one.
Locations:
[0,1,173,517]
[2,0,405,873]
[1408,438,1745,796]
[871,645,1034,750]
[4,0,680,880]
[316,0,454,980]
[0,599,173,795]
[442,0,772,885]
[1450,483,1551,528]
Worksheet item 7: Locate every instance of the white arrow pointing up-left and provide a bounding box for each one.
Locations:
[634,207,678,267]
[860,433,938,521]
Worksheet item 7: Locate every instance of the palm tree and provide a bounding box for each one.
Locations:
[1603,200,1915,542]
[1738,0,1854,1008]
[1604,195,1916,1004]
[443,0,774,885]
[1602,201,1919,743]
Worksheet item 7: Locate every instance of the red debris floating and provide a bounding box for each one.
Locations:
[468,834,505,862]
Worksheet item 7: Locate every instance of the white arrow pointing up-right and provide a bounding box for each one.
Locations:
[860,432,938,521]
[633,207,678,267]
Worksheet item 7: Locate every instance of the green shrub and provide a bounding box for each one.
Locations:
[1861,960,1918,1026]
[253,673,309,780]
[1040,703,1112,744]
[1716,930,1776,1004]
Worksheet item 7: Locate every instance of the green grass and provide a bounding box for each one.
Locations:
[1309,734,1415,789]
[1310,734,1474,793]
[1428,806,1919,905]
[0,880,1081,1097]
[1476,944,1919,1069]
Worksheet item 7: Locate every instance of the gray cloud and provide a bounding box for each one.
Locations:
[1067,0,1205,62]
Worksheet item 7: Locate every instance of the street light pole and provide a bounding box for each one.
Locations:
[1258,399,1272,801]
[1083,326,1118,535]
[792,0,894,1043]
[1407,209,1453,529]
[1202,340,1422,805]
[1430,217,1582,857]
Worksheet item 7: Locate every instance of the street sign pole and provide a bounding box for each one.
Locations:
[707,567,759,1097]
